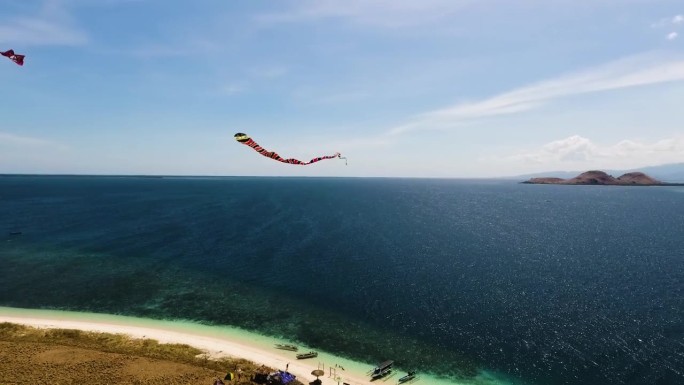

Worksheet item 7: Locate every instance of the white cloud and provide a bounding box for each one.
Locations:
[652,14,683,41]
[249,67,288,79]
[67,0,146,5]
[509,135,598,164]
[98,38,221,58]
[221,84,244,95]
[0,132,68,151]
[387,52,684,135]
[652,14,684,28]
[504,135,684,169]
[310,90,370,104]
[257,0,473,28]
[0,0,87,46]
[0,17,87,46]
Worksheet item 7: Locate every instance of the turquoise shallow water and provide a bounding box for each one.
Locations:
[1,176,683,385]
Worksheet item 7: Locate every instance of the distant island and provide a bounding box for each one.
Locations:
[521,170,684,186]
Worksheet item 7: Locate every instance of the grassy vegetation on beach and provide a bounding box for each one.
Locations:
[0,322,302,385]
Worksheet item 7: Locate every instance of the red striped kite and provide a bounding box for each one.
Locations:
[234,133,347,166]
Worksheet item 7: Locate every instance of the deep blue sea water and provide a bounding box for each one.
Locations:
[1,176,682,385]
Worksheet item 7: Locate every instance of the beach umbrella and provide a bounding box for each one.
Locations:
[311,369,324,378]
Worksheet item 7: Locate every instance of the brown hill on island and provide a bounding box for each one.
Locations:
[523,170,670,185]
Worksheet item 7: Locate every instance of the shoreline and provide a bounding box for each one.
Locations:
[0,306,493,385]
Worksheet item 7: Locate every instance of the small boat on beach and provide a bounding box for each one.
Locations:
[296,351,318,359]
[397,371,417,384]
[370,360,394,380]
[274,343,298,351]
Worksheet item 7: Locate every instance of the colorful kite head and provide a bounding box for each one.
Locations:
[1,49,25,66]
[234,132,346,166]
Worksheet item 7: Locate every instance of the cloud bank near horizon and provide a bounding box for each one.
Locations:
[499,134,684,172]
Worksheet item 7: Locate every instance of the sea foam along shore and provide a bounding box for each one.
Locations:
[0,306,497,385]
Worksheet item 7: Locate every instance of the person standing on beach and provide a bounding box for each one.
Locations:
[286,363,289,371]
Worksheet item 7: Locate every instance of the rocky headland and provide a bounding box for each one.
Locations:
[522,170,684,186]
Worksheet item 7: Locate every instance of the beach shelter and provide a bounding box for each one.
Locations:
[224,372,235,381]
[278,370,297,384]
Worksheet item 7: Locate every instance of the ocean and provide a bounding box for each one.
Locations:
[1,176,682,385]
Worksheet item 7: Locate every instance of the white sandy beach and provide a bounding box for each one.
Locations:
[0,307,419,385]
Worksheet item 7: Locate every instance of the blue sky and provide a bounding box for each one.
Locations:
[1,0,683,177]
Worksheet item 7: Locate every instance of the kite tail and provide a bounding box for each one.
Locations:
[300,152,342,165]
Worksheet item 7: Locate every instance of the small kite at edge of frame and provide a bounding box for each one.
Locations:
[2,49,25,66]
